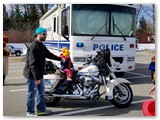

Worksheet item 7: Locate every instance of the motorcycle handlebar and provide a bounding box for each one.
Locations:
[85,48,111,67]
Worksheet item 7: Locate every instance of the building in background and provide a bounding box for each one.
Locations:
[136,33,155,44]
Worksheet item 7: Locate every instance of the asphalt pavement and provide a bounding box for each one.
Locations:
[3,51,155,117]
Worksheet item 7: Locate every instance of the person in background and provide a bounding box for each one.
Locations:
[149,73,155,99]
[148,56,155,81]
[3,35,10,86]
[23,27,61,116]
[60,47,74,81]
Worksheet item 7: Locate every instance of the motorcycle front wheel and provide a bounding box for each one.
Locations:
[44,96,61,106]
[109,83,133,108]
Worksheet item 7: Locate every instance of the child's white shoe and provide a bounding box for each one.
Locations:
[67,77,72,81]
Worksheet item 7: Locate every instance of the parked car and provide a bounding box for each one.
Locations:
[7,45,23,56]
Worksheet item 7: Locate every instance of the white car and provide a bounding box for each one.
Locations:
[7,45,23,56]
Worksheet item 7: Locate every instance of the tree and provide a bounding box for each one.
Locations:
[136,4,142,25]
[137,16,148,33]
[152,4,155,33]
[29,4,39,29]
[3,4,54,43]
[136,4,155,34]
[3,4,11,31]
[21,4,40,45]
[9,5,14,18]
[37,4,49,16]
[139,4,155,34]
[14,5,24,30]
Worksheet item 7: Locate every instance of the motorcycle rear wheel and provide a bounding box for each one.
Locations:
[109,83,133,108]
[44,96,61,106]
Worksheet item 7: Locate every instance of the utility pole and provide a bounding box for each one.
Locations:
[152,4,155,33]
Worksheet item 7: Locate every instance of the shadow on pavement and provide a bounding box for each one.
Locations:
[47,95,151,116]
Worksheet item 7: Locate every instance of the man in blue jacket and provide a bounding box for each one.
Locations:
[23,27,61,116]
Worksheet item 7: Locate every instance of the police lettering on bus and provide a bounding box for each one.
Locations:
[93,44,124,51]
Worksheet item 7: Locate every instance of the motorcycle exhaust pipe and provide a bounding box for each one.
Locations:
[46,85,84,98]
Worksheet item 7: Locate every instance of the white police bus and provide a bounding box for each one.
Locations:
[40,4,137,76]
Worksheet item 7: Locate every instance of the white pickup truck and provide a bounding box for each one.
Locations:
[7,45,23,56]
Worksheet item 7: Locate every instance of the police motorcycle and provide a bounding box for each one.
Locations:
[43,48,133,108]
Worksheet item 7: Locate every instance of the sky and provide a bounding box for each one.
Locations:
[138,4,154,23]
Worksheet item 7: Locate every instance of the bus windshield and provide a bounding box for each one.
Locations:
[72,4,136,37]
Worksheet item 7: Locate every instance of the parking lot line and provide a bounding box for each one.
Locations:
[9,75,150,93]
[8,71,149,80]
[10,63,25,66]
[135,66,148,69]
[126,76,150,80]
[126,71,149,77]
[54,105,114,116]
[9,70,22,72]
[53,99,151,116]
[10,89,26,92]
[6,77,24,80]
[9,66,24,69]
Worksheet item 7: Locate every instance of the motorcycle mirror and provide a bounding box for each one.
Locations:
[97,51,101,55]
[87,54,92,58]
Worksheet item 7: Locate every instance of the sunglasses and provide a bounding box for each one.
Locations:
[41,33,47,36]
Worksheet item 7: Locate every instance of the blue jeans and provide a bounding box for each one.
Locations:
[26,78,46,113]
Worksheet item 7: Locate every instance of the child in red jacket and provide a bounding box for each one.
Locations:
[60,47,74,81]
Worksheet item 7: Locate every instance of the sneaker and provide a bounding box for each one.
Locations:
[37,109,52,116]
[26,112,37,116]
[67,77,72,81]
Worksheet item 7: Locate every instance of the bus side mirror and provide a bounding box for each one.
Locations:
[62,25,69,40]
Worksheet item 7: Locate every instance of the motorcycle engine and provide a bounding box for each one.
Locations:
[84,77,93,87]
[78,76,100,97]
[83,76,99,87]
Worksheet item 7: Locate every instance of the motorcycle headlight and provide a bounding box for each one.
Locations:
[74,57,86,62]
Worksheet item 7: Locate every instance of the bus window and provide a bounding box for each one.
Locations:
[61,7,70,35]
[53,17,56,33]
[72,4,109,36]
[110,6,136,37]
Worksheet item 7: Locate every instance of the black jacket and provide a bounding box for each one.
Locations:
[23,40,61,80]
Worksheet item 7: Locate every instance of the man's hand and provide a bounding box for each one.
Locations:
[3,50,10,56]
[35,80,41,85]
[61,58,66,62]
